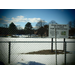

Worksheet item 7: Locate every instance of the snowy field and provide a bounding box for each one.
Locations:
[0,38,75,65]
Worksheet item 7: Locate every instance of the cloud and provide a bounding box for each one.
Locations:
[28,18,41,23]
[11,16,41,23]
[11,16,27,23]
[0,16,42,25]
[0,16,10,24]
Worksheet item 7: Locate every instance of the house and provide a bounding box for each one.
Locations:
[33,25,49,37]
[32,26,40,35]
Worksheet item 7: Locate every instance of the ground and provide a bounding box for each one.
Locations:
[21,50,69,55]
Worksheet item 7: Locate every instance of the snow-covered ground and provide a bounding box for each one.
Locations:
[0,38,75,65]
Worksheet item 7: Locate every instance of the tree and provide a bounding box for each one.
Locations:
[0,27,8,37]
[4,24,8,28]
[49,20,57,24]
[36,20,46,37]
[36,20,46,27]
[37,27,45,37]
[68,20,75,28]
[17,25,23,30]
[24,22,32,37]
[68,21,72,29]
[68,20,75,36]
[43,25,49,36]
[9,22,17,35]
[73,20,75,28]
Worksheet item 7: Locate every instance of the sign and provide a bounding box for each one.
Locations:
[49,24,69,38]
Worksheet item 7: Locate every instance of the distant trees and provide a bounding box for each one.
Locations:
[69,28,75,36]
[0,27,8,37]
[36,20,47,37]
[68,21,72,29]
[36,20,58,37]
[43,25,48,36]
[1,19,75,37]
[24,22,33,37]
[8,22,17,35]
[68,20,75,28]
[37,27,45,37]
[73,20,75,28]
[49,20,57,24]
[36,20,46,27]
[4,24,8,28]
[8,22,33,37]
[68,20,75,36]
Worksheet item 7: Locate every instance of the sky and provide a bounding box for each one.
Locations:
[0,9,75,29]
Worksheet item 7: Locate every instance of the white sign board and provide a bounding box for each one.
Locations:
[49,24,69,38]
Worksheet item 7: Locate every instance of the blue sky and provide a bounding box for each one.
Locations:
[0,9,75,28]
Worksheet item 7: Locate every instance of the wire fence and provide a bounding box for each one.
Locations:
[0,40,75,65]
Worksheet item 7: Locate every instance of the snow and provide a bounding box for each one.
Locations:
[0,38,75,65]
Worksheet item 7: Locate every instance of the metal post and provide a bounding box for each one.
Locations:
[8,42,11,64]
[63,38,65,52]
[55,27,57,65]
[51,38,53,52]
[64,39,66,65]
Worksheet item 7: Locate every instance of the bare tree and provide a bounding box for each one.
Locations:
[68,21,72,29]
[73,20,75,28]
[17,25,23,30]
[36,20,46,27]
[3,24,8,28]
[49,20,57,24]
[36,20,47,37]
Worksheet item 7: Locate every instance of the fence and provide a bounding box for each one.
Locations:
[0,39,75,65]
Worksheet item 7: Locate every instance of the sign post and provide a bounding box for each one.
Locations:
[55,26,57,65]
[51,38,53,52]
[63,38,66,65]
[49,24,69,65]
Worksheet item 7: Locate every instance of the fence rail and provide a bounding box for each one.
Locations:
[0,41,75,43]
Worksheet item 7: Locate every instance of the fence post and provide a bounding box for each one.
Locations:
[51,38,53,52]
[64,38,66,65]
[8,42,11,64]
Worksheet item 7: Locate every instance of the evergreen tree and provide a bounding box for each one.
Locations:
[9,22,17,35]
[24,22,32,37]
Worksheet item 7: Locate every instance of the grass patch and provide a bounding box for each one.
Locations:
[21,50,69,55]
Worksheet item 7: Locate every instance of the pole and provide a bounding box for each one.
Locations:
[8,42,11,64]
[63,38,64,52]
[64,38,66,65]
[55,26,57,65]
[51,38,53,52]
